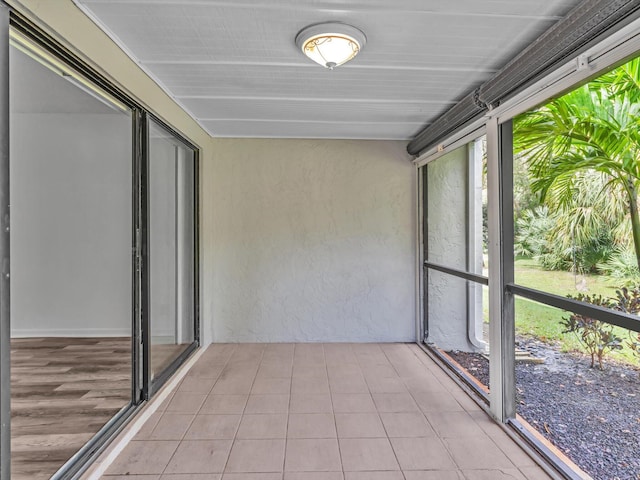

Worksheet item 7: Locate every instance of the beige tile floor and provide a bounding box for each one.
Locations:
[101,343,553,480]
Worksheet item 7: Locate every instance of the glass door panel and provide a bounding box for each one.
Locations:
[9,33,133,479]
[148,119,196,381]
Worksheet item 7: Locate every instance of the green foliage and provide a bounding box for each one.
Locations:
[613,287,640,362]
[512,59,640,366]
[561,293,623,369]
[513,259,640,366]
[514,202,617,274]
[628,330,640,360]
[513,153,541,216]
[599,247,640,285]
[513,57,640,274]
[514,206,555,258]
[615,286,640,313]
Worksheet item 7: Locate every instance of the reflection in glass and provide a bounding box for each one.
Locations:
[148,120,196,379]
[10,42,133,478]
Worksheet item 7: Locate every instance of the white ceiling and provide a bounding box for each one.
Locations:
[75,0,582,140]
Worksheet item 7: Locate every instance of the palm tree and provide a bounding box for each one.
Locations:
[514,58,640,270]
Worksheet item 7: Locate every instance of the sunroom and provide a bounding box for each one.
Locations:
[0,1,639,480]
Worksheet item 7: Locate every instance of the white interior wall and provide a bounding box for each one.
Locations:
[10,113,132,337]
[211,138,416,342]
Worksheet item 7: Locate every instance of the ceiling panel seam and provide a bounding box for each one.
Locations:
[80,0,565,21]
[196,118,429,124]
[71,0,215,137]
[139,61,500,74]
[176,96,457,105]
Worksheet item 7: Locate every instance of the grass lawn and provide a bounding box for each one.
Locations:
[512,258,639,366]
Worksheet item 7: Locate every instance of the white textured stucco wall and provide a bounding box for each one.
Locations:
[426,145,484,352]
[427,147,466,270]
[426,146,474,351]
[211,138,415,342]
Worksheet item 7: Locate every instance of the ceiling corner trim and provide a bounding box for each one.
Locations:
[71,0,213,138]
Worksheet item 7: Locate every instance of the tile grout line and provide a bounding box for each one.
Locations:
[86,345,207,480]
[282,345,295,478]
[373,343,408,480]
[95,343,534,480]
[322,343,345,480]
[396,343,477,478]
[160,343,236,477]
[220,343,266,476]
[156,355,224,446]
[410,344,470,477]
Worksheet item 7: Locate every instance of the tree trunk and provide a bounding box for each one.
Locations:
[627,180,640,271]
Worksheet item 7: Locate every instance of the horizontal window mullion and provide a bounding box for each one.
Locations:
[424,261,489,286]
[508,284,640,333]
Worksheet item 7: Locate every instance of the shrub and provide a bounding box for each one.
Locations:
[614,286,640,314]
[599,248,640,285]
[514,205,616,274]
[628,331,640,360]
[615,287,640,360]
[561,293,623,369]
[514,206,554,258]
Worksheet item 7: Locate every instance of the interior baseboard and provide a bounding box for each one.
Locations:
[11,328,131,338]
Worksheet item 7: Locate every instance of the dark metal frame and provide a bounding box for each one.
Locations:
[138,111,150,402]
[424,261,488,286]
[421,166,429,341]
[0,5,9,480]
[509,284,640,333]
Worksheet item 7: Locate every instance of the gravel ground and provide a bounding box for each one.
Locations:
[448,339,640,480]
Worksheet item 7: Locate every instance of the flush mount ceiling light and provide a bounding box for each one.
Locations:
[295,22,366,69]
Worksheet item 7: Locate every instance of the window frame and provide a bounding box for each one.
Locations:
[416,15,640,480]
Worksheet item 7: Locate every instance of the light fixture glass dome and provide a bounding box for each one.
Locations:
[295,22,366,69]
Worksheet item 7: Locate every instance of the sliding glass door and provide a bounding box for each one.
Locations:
[9,28,135,480]
[0,18,200,479]
[147,118,198,387]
